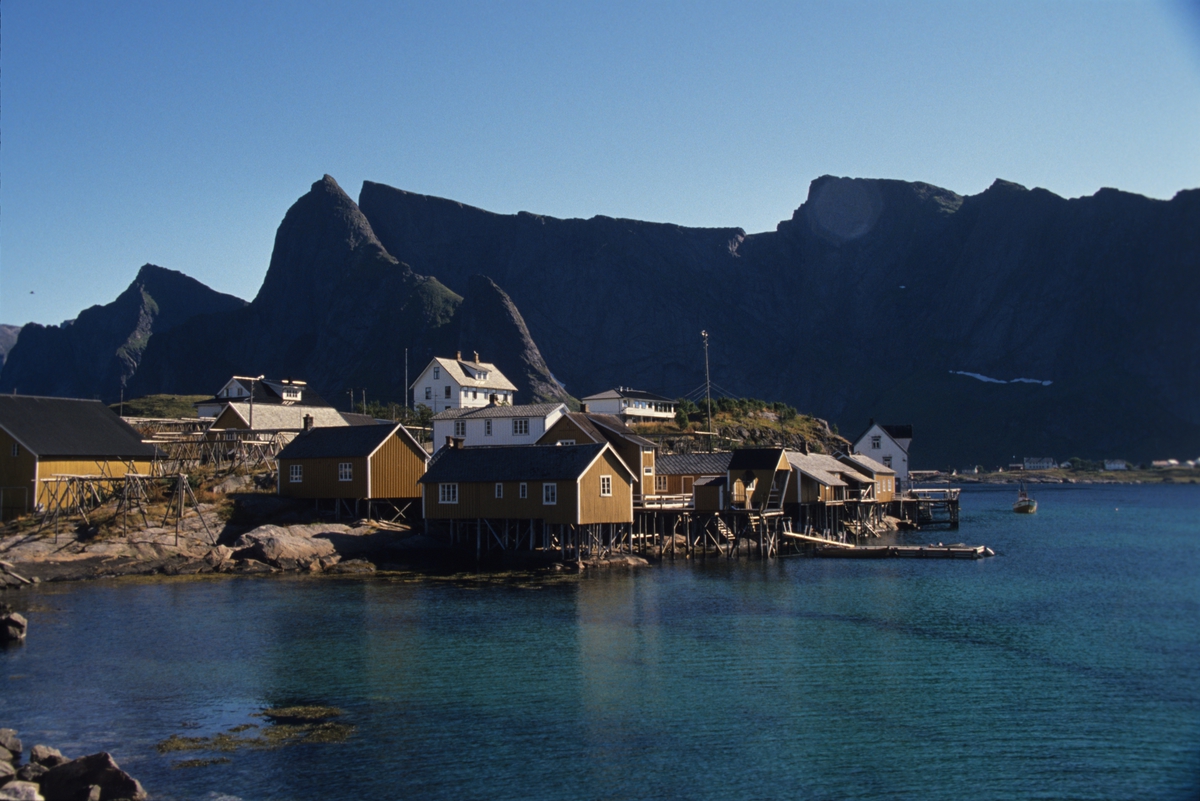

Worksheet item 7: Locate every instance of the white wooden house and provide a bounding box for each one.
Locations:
[852,420,912,481]
[580,388,676,423]
[411,353,518,413]
[195,377,333,418]
[431,402,567,450]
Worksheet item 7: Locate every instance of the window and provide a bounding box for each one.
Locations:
[655,475,668,493]
[556,439,575,446]
[454,420,466,438]
[519,482,527,499]
[882,455,892,468]
[871,435,881,449]
[513,419,529,436]
[542,483,557,505]
[425,387,432,400]
[433,366,440,379]
[338,462,353,481]
[644,467,652,475]
[439,483,458,504]
[472,390,478,400]
[445,386,451,399]
[289,464,303,483]
[10,443,17,457]
[485,420,492,436]
[495,483,504,499]
[600,475,612,496]
[283,389,300,400]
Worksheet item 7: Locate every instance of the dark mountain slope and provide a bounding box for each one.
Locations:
[453,274,576,407]
[129,177,567,411]
[359,176,1200,466]
[0,265,246,400]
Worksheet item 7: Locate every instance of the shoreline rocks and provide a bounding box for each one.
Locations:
[0,606,26,644]
[0,730,146,801]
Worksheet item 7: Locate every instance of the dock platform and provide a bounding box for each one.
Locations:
[813,543,993,559]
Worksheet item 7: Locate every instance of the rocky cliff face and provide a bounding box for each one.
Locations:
[128,177,571,412]
[358,175,1200,467]
[0,265,245,400]
[17,174,1198,467]
[0,326,21,369]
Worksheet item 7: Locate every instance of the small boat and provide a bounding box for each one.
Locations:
[1013,483,1037,514]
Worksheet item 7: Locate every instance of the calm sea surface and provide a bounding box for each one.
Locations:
[2,484,1198,800]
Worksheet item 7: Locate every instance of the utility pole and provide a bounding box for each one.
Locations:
[702,330,712,452]
[405,348,409,414]
[249,375,264,429]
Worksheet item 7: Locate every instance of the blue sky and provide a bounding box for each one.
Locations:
[3,0,1199,326]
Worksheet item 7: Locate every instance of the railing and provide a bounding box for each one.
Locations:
[636,493,694,510]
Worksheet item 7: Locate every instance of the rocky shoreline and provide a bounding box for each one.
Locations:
[0,729,145,801]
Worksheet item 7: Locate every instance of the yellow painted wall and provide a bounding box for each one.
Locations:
[279,456,369,499]
[368,433,427,498]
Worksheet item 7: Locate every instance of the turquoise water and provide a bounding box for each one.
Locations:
[1,484,1197,800]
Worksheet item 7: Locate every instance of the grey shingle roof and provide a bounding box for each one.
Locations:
[785,452,848,487]
[420,443,611,483]
[276,423,424,460]
[582,388,674,403]
[432,403,565,421]
[0,395,159,459]
[656,452,732,475]
[568,413,657,450]
[841,453,894,476]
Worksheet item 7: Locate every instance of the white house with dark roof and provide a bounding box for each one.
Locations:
[581,388,676,423]
[852,420,912,481]
[431,402,567,450]
[411,353,518,413]
[196,377,332,418]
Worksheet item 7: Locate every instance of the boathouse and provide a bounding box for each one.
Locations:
[0,395,158,519]
[838,453,896,502]
[276,422,428,515]
[726,448,791,510]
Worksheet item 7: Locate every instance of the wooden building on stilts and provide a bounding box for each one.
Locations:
[418,442,637,560]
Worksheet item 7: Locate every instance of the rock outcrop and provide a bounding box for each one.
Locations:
[0,732,145,801]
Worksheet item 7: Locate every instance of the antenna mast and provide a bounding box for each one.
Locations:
[702,330,712,452]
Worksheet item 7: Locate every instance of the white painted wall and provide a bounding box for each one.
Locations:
[853,424,909,480]
[432,406,566,450]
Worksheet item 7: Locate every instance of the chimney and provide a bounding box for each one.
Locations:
[452,436,465,449]
[489,394,498,406]
[303,414,314,432]
[445,435,455,450]
[580,402,589,413]
[474,351,479,363]
[455,350,462,360]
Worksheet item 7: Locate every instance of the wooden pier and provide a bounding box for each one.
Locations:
[889,488,960,528]
[813,542,993,559]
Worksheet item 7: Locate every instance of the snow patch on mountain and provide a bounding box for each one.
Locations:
[951,371,1052,387]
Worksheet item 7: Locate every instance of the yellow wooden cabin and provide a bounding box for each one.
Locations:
[784,452,849,504]
[538,413,656,498]
[419,442,635,526]
[276,422,427,501]
[0,395,158,519]
[838,453,897,502]
[726,448,791,510]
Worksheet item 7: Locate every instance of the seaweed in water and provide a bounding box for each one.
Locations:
[156,707,354,757]
[171,757,231,769]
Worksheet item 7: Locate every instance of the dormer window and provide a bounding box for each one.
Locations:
[283,389,301,401]
[478,371,488,380]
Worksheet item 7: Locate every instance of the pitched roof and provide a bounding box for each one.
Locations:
[727,448,788,471]
[785,452,848,487]
[340,413,382,426]
[840,453,895,476]
[656,452,733,476]
[196,377,334,409]
[420,443,627,484]
[432,403,565,421]
[574,413,657,449]
[582,387,675,403]
[0,395,159,459]
[216,403,350,430]
[416,357,517,392]
[277,422,424,461]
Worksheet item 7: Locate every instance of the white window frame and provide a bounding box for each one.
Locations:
[289,464,303,483]
[644,467,652,475]
[439,483,458,504]
[655,475,668,493]
[519,482,527,499]
[542,483,557,505]
[444,386,451,399]
[425,387,432,400]
[495,482,503,499]
[433,366,440,379]
[600,475,612,497]
[557,439,575,446]
[454,420,466,438]
[338,462,353,482]
[513,419,530,436]
[871,435,881,449]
